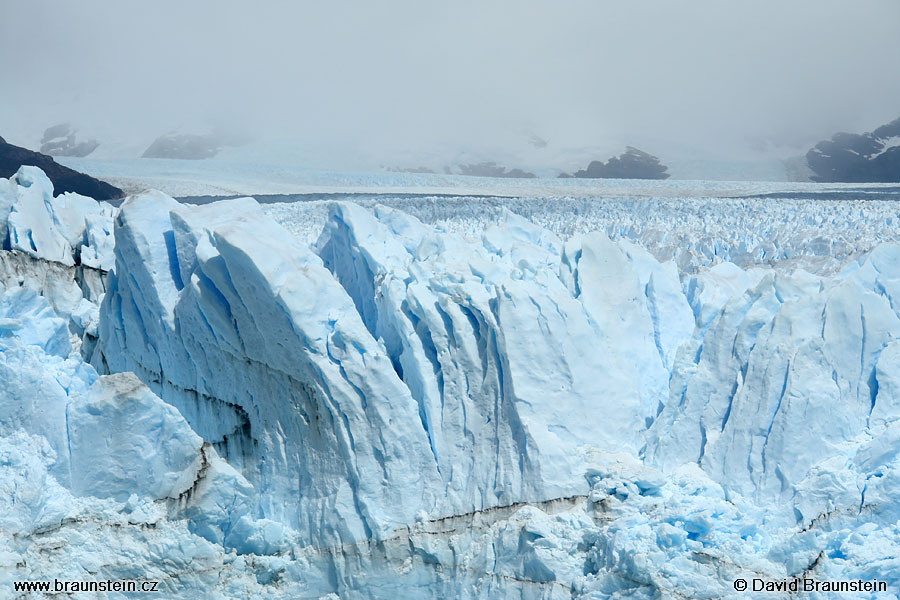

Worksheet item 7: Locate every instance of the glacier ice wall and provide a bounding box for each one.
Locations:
[94,193,700,549]
[94,191,900,596]
[96,193,443,546]
[0,276,291,594]
[5,167,900,597]
[647,244,900,524]
[315,203,694,506]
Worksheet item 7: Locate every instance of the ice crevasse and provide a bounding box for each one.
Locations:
[3,167,900,597]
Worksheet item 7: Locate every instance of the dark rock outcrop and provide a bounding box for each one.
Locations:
[0,137,123,201]
[562,147,670,180]
[40,123,99,157]
[457,162,536,179]
[806,117,900,182]
[142,130,250,160]
[142,133,220,159]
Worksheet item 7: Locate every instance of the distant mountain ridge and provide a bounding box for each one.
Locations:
[40,123,99,158]
[560,147,670,180]
[142,130,252,160]
[806,117,900,182]
[457,161,537,178]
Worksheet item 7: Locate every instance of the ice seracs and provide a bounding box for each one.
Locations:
[97,192,442,546]
[0,278,279,576]
[92,188,900,594]
[4,165,900,597]
[646,243,900,533]
[1,166,115,270]
[93,190,697,550]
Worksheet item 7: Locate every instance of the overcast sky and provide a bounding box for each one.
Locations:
[2,0,899,166]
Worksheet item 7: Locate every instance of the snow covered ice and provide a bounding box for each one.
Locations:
[2,166,900,598]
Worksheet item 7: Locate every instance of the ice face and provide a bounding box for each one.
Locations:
[92,191,704,551]
[97,193,443,546]
[4,167,900,597]
[0,166,115,270]
[0,278,276,582]
[644,245,900,524]
[314,203,694,506]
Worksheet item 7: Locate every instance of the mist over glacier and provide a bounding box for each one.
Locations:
[1,164,900,597]
[3,1,900,174]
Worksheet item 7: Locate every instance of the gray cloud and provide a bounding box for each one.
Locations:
[2,0,899,167]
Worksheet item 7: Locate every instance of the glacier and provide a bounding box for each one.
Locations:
[1,165,900,598]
